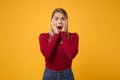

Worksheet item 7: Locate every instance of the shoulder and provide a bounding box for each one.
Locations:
[69,32,79,38]
[39,33,49,39]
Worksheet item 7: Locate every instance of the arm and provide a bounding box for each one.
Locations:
[60,32,79,60]
[39,33,59,59]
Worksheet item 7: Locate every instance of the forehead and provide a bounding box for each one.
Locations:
[53,12,65,18]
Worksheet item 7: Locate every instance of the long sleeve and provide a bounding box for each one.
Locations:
[39,33,59,59]
[60,32,79,60]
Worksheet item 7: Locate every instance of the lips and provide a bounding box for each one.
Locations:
[57,26,63,29]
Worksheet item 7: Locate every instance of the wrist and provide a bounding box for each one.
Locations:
[53,30,58,34]
[54,32,59,34]
[54,31,58,34]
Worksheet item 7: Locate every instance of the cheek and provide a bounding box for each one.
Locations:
[62,21,66,25]
[52,19,58,24]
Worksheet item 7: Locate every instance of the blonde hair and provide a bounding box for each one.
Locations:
[49,8,69,39]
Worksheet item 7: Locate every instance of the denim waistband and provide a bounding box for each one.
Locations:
[43,68,74,80]
[45,68,73,76]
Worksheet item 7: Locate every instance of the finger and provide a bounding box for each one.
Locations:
[51,19,55,27]
[62,25,65,32]
[51,21,54,27]
[65,20,68,27]
[66,20,68,31]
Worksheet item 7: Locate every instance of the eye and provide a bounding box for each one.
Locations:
[55,17,59,21]
[61,17,65,21]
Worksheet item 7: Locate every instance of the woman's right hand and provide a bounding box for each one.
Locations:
[51,20,58,34]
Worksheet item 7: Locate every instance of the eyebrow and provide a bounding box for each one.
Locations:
[54,16,66,19]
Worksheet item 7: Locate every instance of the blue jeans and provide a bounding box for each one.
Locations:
[42,68,74,80]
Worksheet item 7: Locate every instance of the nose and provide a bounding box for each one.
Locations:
[58,19,62,24]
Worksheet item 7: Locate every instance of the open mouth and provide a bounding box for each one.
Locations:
[57,26,63,29]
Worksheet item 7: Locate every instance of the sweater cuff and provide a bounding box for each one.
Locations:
[60,32,69,38]
[53,33,59,38]
[60,32,66,36]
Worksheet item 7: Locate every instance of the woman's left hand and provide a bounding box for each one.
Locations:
[62,20,68,32]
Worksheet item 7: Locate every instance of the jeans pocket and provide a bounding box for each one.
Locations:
[43,69,57,80]
[63,70,74,80]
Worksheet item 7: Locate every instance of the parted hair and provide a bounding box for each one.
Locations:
[49,8,69,39]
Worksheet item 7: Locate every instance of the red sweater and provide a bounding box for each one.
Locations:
[39,32,79,71]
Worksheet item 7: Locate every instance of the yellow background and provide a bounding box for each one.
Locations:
[0,0,120,80]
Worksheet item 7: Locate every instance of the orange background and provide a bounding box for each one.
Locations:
[0,0,120,80]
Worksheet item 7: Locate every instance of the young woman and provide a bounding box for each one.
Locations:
[39,8,79,80]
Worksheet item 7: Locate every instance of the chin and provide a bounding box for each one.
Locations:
[58,31,61,33]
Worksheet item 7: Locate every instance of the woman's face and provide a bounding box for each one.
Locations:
[52,12,67,32]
